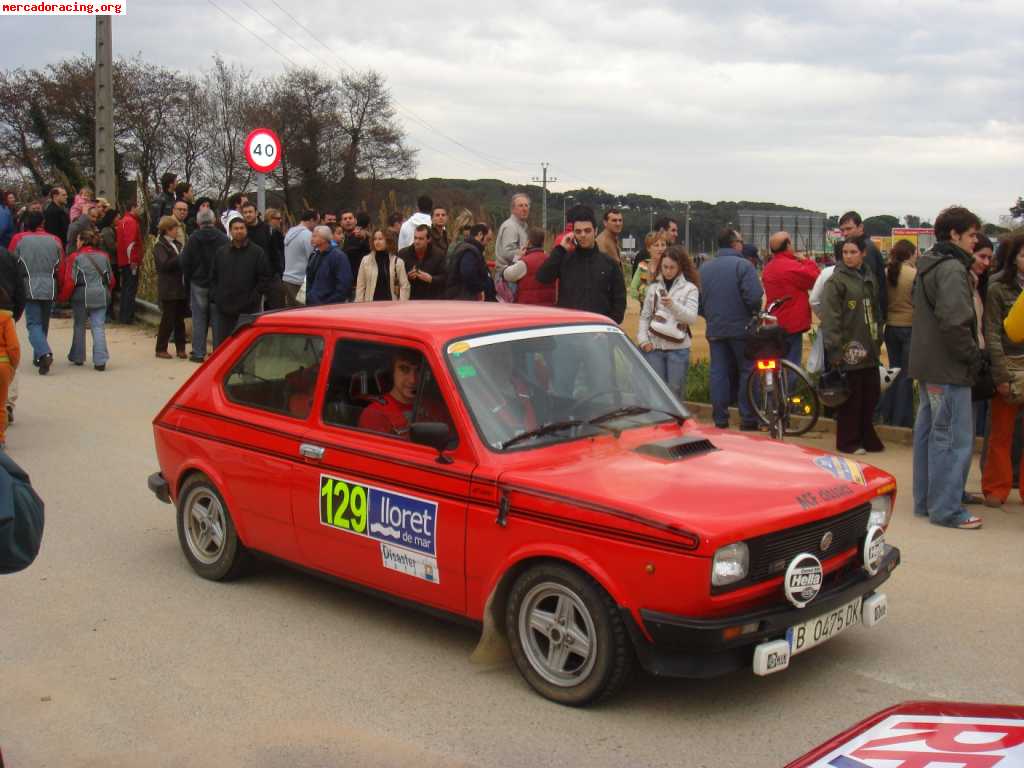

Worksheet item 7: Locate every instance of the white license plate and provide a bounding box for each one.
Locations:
[786,596,862,655]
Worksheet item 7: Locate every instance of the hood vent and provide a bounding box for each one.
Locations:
[635,435,718,461]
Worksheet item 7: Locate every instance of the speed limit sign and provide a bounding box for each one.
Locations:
[243,128,281,173]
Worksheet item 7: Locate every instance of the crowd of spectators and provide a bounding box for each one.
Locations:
[1,176,1019,533]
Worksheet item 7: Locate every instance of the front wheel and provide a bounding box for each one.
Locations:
[176,474,248,581]
[506,563,634,706]
[746,359,821,437]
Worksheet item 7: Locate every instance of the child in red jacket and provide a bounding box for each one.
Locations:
[0,295,21,447]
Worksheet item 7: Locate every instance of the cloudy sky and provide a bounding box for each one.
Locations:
[4,0,1022,221]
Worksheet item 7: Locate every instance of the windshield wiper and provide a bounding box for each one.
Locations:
[500,420,585,449]
[587,405,687,427]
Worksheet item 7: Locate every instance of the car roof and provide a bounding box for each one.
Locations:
[252,302,614,342]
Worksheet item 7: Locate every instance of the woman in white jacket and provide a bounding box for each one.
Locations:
[355,229,410,302]
[637,246,700,400]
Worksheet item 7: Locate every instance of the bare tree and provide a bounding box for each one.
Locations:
[336,70,416,207]
[203,55,255,203]
[167,80,212,188]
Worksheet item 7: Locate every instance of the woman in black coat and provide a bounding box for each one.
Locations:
[153,215,188,358]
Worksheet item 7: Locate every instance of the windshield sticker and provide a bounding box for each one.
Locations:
[319,473,438,561]
[456,365,477,379]
[814,456,866,486]
[448,323,620,352]
[380,544,439,584]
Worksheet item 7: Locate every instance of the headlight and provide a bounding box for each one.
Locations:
[712,542,749,587]
[868,495,893,529]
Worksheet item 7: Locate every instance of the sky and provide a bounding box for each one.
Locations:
[3,0,1022,222]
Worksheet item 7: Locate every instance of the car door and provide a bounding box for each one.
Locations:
[215,329,326,563]
[291,334,474,615]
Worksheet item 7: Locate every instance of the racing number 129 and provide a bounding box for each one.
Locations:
[320,476,367,533]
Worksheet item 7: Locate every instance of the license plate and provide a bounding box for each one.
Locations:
[786,596,862,655]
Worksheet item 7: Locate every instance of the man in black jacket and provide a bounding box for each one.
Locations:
[241,203,271,255]
[43,186,69,250]
[537,206,625,323]
[209,217,270,348]
[400,224,447,300]
[180,209,228,361]
[148,172,177,236]
[446,224,491,300]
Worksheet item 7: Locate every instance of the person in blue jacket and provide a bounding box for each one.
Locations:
[698,227,764,430]
[306,225,353,306]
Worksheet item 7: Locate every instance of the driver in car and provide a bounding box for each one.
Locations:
[358,350,421,438]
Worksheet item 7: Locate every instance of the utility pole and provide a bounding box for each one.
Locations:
[95,16,116,207]
[684,201,691,252]
[531,162,557,231]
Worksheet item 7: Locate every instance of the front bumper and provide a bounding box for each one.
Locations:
[148,472,171,504]
[624,545,900,678]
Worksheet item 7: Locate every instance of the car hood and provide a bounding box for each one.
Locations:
[496,426,892,554]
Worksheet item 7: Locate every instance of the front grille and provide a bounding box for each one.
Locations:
[716,503,871,593]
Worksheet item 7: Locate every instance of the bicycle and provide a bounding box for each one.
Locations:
[743,298,821,440]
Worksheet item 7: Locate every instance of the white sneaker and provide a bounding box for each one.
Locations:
[853,448,867,455]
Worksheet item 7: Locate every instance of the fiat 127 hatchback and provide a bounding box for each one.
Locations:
[148,302,899,706]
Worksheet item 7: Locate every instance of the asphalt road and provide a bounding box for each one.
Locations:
[2,319,1022,768]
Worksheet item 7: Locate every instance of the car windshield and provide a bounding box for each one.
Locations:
[446,324,688,451]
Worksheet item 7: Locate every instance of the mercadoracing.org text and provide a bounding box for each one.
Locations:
[1,1,125,13]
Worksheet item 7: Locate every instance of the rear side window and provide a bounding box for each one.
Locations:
[224,333,324,419]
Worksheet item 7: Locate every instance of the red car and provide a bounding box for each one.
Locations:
[148,302,899,706]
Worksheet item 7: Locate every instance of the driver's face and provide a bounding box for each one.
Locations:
[392,359,419,404]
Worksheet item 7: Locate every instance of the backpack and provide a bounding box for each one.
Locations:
[56,250,77,303]
[0,452,45,574]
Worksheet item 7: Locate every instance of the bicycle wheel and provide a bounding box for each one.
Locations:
[746,367,781,433]
[777,359,820,437]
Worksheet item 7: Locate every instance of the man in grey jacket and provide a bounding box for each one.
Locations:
[11,211,62,374]
[282,210,318,306]
[495,193,530,272]
[698,227,764,430]
[908,205,984,529]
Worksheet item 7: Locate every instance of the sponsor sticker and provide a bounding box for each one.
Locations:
[814,455,866,486]
[447,341,471,356]
[380,544,439,584]
[802,715,1024,767]
[319,473,440,582]
[796,484,855,510]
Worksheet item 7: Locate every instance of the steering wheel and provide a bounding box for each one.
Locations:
[570,389,617,419]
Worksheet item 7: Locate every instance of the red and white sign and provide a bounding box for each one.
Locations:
[788,702,1024,768]
[243,128,281,174]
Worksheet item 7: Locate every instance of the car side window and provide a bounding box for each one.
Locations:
[224,333,324,419]
[322,339,456,446]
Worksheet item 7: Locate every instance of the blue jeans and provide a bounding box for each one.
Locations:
[643,348,690,401]
[24,300,52,363]
[190,283,210,359]
[783,332,803,368]
[879,326,914,427]
[69,302,109,366]
[709,338,756,427]
[913,382,973,526]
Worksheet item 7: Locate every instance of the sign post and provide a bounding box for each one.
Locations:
[243,128,282,214]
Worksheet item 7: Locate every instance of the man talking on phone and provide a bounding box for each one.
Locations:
[537,205,625,324]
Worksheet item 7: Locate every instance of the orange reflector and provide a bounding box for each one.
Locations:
[756,360,777,371]
[722,626,743,641]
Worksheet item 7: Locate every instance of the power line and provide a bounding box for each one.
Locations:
[262,0,537,176]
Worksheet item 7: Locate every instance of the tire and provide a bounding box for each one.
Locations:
[505,563,634,706]
[746,359,821,437]
[176,474,248,581]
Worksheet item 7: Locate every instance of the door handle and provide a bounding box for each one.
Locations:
[299,443,325,461]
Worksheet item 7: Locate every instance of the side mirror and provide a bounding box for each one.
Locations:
[410,422,454,464]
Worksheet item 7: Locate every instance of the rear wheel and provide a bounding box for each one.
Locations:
[176,474,248,581]
[746,360,820,437]
[506,562,634,706]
